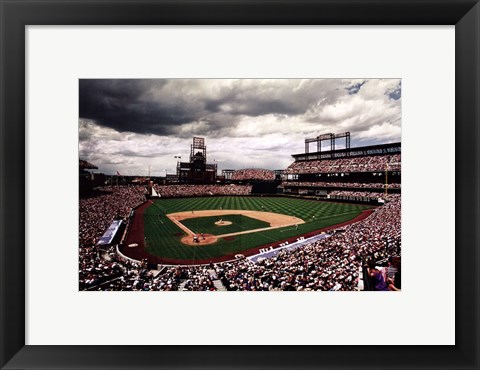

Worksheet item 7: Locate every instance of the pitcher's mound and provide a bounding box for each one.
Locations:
[181,234,218,246]
[215,220,232,226]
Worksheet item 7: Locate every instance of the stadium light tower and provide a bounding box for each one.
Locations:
[304,132,350,157]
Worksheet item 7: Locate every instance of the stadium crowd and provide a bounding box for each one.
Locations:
[161,195,401,291]
[78,183,251,290]
[211,196,401,291]
[329,191,401,200]
[80,189,401,291]
[79,185,147,248]
[153,184,252,198]
[231,168,275,181]
[283,181,401,189]
[284,154,401,174]
[81,249,190,291]
[176,266,218,291]
[79,185,147,290]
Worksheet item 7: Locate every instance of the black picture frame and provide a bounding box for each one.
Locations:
[1,0,479,369]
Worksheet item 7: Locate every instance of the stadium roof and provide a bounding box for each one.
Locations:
[79,159,98,169]
[292,142,401,159]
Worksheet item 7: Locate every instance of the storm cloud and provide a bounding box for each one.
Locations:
[79,79,401,175]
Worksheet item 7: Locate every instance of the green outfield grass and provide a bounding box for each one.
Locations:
[143,196,372,262]
[180,214,270,236]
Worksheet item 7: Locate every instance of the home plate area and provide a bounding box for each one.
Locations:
[180,233,218,246]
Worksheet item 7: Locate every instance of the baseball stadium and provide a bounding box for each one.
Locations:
[79,133,401,292]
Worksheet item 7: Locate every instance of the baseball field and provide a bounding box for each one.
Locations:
[133,196,373,263]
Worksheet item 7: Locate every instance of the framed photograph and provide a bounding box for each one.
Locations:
[78,77,402,290]
[1,0,478,369]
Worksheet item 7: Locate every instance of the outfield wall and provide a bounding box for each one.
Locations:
[150,192,384,206]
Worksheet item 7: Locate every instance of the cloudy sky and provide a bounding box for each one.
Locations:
[79,79,401,176]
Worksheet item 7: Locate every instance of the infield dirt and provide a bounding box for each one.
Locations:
[167,210,304,246]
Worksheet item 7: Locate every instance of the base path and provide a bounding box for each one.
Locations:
[167,209,305,246]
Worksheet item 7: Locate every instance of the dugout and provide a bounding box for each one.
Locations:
[96,219,126,250]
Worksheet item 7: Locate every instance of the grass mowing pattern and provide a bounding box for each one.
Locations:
[144,196,372,261]
[180,214,270,236]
